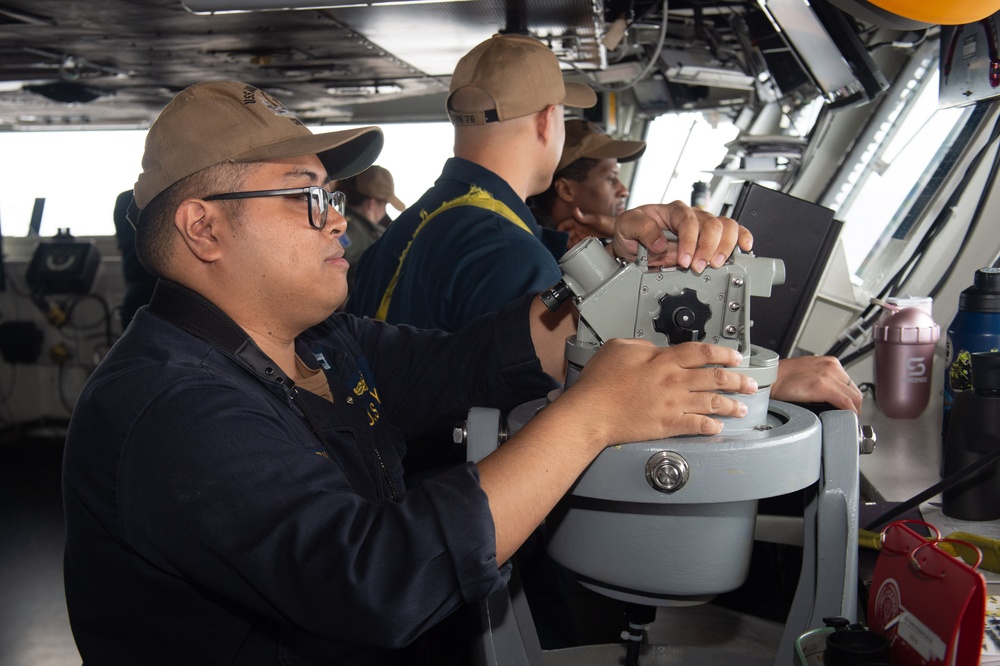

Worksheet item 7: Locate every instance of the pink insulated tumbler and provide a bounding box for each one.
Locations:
[873,306,941,418]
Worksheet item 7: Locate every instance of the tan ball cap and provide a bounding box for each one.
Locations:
[447,34,597,125]
[355,165,405,212]
[557,119,647,173]
[134,81,384,210]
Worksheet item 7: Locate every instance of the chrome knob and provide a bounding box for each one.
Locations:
[646,451,689,493]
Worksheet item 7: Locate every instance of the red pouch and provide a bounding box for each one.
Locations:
[868,521,987,665]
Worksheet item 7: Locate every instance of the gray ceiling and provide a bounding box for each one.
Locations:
[0,0,608,130]
[0,0,904,132]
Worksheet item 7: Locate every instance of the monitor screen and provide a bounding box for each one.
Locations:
[939,13,1000,109]
[731,182,843,357]
[752,0,889,107]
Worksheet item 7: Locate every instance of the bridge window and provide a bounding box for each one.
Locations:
[630,112,740,208]
[0,122,454,238]
[817,47,970,287]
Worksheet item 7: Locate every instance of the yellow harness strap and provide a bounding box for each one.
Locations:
[373,186,533,321]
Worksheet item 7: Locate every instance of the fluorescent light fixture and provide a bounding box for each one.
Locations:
[658,48,755,91]
[183,0,470,14]
[325,83,403,96]
[591,62,643,85]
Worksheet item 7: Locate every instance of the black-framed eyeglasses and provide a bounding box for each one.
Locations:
[204,186,346,231]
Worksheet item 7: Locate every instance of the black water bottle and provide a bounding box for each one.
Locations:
[942,351,1000,520]
[943,268,1000,439]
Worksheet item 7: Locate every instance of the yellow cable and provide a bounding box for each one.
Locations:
[859,528,1000,573]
